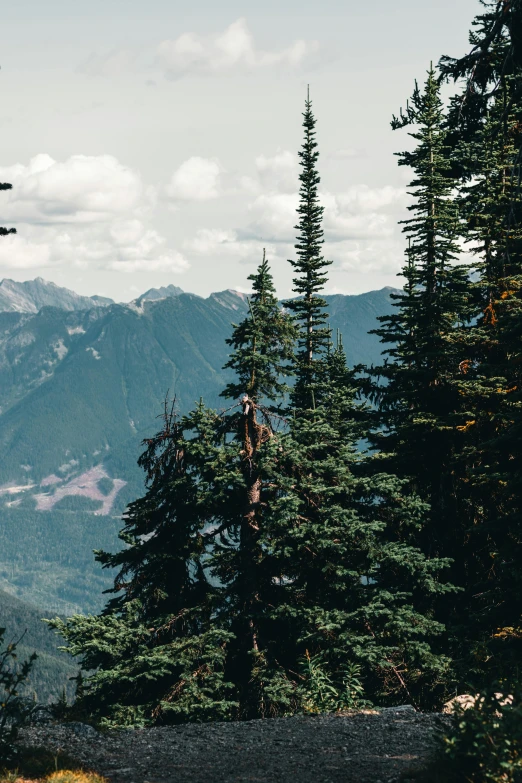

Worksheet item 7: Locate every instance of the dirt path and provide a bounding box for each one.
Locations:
[20,708,445,783]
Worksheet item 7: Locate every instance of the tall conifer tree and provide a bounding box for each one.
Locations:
[266,88,456,709]
[366,67,472,583]
[285,89,332,410]
[440,1,522,678]
[269,332,454,708]
[51,254,298,724]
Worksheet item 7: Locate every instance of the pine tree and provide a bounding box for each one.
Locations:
[212,253,297,717]
[263,87,456,708]
[439,2,522,679]
[268,335,454,708]
[50,401,237,727]
[365,67,472,584]
[51,255,298,724]
[284,88,332,410]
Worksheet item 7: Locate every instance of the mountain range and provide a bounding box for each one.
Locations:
[0,277,397,616]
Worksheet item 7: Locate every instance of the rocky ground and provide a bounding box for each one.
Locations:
[19,707,448,783]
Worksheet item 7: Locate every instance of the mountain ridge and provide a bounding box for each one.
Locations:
[0,277,115,313]
[0,283,399,615]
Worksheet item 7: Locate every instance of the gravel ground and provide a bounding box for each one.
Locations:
[19,708,447,783]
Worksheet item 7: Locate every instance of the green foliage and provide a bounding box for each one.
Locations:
[0,510,122,615]
[96,477,114,497]
[441,689,522,783]
[53,496,103,513]
[0,591,77,705]
[221,249,296,404]
[267,340,453,710]
[48,93,453,728]
[0,628,36,765]
[298,652,367,714]
[284,89,332,410]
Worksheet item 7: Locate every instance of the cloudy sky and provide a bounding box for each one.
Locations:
[0,0,478,301]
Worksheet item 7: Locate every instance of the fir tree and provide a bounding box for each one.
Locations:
[50,401,237,727]
[51,255,298,724]
[439,2,522,679]
[285,88,332,410]
[365,67,472,580]
[268,335,454,708]
[212,253,297,717]
[266,88,455,708]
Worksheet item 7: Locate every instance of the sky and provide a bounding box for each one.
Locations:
[0,0,479,301]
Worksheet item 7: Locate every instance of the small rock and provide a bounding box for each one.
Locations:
[68,721,98,738]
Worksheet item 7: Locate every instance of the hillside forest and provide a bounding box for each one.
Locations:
[2,0,522,734]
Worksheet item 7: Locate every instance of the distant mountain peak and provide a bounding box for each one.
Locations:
[135,284,184,305]
[210,289,250,311]
[0,278,114,314]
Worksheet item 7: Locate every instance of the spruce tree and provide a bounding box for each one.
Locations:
[50,402,237,727]
[284,88,332,410]
[268,334,454,708]
[51,254,298,724]
[211,252,297,717]
[366,67,472,585]
[264,87,456,709]
[439,2,522,679]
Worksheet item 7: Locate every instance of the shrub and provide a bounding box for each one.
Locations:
[441,686,522,782]
[408,685,522,783]
[298,651,369,714]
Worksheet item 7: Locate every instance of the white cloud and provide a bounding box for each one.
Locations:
[0,234,52,269]
[107,253,189,273]
[0,154,144,224]
[332,239,405,274]
[0,155,189,275]
[328,148,367,160]
[165,157,222,201]
[157,18,319,78]
[244,184,406,243]
[183,228,280,267]
[247,192,299,242]
[254,150,298,193]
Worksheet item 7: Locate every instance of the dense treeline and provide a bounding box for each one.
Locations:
[0,508,122,615]
[48,0,522,728]
[0,591,78,704]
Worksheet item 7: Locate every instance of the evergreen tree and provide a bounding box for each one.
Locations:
[284,89,332,410]
[211,253,297,717]
[221,248,295,406]
[50,401,237,727]
[268,335,454,708]
[365,67,472,586]
[264,87,456,709]
[51,255,298,724]
[439,2,522,679]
